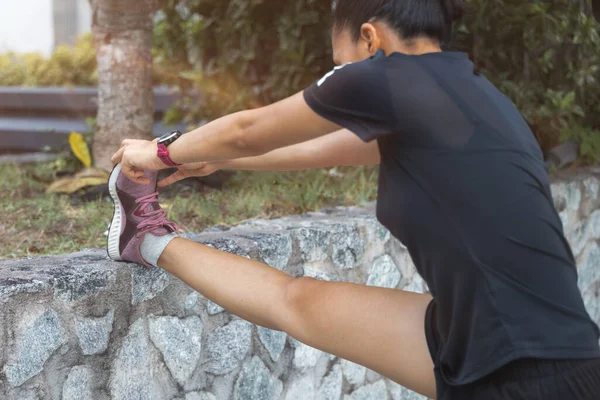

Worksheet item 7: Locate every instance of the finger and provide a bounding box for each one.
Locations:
[122,139,149,147]
[152,138,159,143]
[157,170,185,187]
[122,162,148,184]
[132,168,151,185]
[121,162,137,180]
[136,177,151,185]
[111,146,126,165]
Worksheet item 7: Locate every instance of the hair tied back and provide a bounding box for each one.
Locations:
[440,0,466,22]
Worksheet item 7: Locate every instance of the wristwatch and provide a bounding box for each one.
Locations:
[157,130,183,167]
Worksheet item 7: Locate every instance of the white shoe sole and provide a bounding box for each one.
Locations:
[107,163,123,261]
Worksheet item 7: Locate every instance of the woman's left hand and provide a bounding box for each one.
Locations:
[111,139,167,184]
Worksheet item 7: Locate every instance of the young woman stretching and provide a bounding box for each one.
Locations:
[108,1,600,398]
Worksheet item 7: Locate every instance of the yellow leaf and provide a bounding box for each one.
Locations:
[46,176,108,194]
[46,167,109,194]
[69,132,92,167]
[75,167,109,180]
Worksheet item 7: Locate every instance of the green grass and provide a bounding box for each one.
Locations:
[0,161,378,260]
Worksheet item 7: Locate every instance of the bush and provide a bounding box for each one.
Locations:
[0,34,97,87]
[0,34,174,88]
[153,0,333,122]
[458,0,600,161]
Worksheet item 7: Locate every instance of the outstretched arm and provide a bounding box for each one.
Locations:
[168,92,341,164]
[113,91,345,183]
[157,129,379,187]
[218,128,380,171]
[113,58,394,183]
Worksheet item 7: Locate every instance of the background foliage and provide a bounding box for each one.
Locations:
[1,0,599,162]
[0,34,97,86]
[457,0,600,162]
[153,0,333,122]
[0,34,177,88]
[154,0,600,162]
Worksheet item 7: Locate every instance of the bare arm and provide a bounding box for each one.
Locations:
[167,92,342,164]
[157,129,379,187]
[112,62,388,184]
[217,129,380,171]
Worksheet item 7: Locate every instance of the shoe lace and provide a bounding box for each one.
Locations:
[134,192,179,237]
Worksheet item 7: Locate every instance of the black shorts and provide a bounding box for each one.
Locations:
[425,301,600,400]
[436,358,600,399]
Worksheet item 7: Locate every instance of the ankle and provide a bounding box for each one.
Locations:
[156,237,181,269]
[140,233,178,268]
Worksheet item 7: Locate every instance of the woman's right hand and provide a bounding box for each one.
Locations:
[157,162,220,187]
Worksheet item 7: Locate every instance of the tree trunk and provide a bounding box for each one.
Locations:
[89,0,162,171]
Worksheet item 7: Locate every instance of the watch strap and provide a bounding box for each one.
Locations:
[157,143,182,167]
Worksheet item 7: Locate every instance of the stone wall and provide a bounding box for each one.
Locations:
[0,168,598,400]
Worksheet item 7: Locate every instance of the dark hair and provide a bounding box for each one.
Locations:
[332,0,465,44]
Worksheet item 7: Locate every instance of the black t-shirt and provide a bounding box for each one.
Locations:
[304,49,600,385]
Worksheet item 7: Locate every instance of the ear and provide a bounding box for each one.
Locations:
[360,23,381,55]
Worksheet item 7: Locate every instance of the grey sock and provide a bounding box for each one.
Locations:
[140,233,178,267]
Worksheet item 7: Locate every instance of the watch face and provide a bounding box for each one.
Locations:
[158,130,182,146]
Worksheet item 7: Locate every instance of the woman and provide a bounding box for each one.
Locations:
[109,1,600,398]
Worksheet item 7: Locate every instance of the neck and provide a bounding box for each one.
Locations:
[382,33,442,55]
[396,37,442,55]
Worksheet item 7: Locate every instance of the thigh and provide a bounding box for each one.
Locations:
[282,278,437,399]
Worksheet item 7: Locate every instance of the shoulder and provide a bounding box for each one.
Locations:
[312,51,390,98]
[322,51,386,82]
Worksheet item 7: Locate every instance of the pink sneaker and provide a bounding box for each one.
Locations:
[107,163,178,267]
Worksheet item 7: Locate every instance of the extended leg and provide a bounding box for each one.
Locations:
[159,237,436,399]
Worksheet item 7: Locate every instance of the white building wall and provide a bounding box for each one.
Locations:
[0,0,55,55]
[76,0,92,36]
[0,0,91,56]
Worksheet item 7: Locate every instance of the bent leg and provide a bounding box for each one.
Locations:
[282,277,436,398]
[158,237,436,399]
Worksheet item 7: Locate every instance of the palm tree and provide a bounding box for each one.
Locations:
[89,0,162,171]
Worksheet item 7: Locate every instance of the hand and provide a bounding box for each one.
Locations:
[111,139,167,184]
[157,162,220,187]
